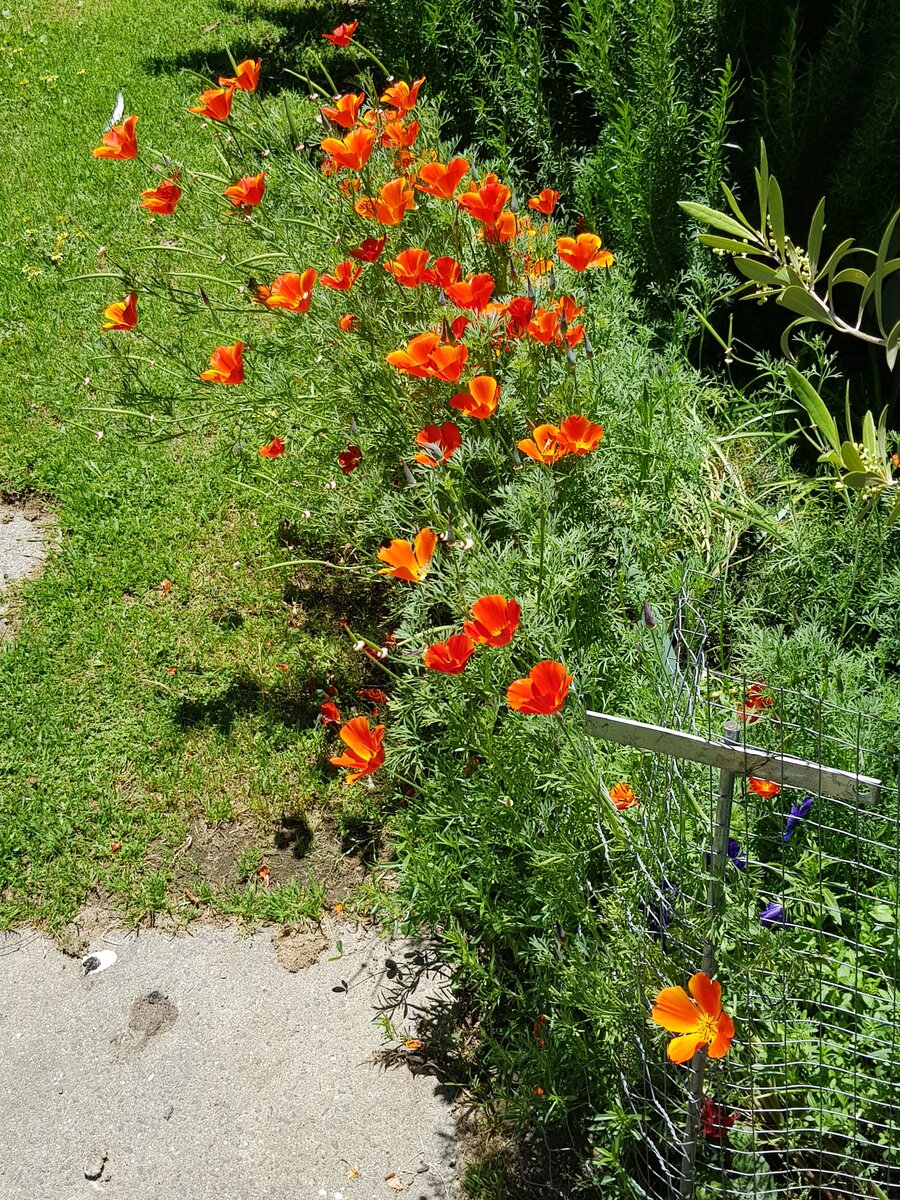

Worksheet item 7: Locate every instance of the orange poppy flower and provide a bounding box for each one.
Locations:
[415,157,470,199]
[329,716,385,785]
[518,424,566,464]
[338,312,358,332]
[737,682,773,723]
[748,778,780,799]
[257,269,317,313]
[380,76,425,112]
[424,256,462,288]
[484,209,524,244]
[322,20,358,45]
[319,700,342,725]
[556,233,614,271]
[556,415,604,455]
[102,292,137,331]
[321,260,363,290]
[321,92,364,128]
[506,297,535,337]
[464,595,520,647]
[354,177,416,225]
[92,114,138,160]
[423,633,475,675]
[415,422,462,467]
[386,331,441,378]
[457,173,511,236]
[321,125,376,171]
[189,86,235,122]
[450,375,500,420]
[381,118,420,149]
[219,58,261,92]
[384,247,432,288]
[609,781,638,810]
[200,341,244,385]
[528,188,560,215]
[377,528,437,582]
[526,308,561,347]
[259,437,285,458]
[651,972,735,1064]
[348,235,386,262]
[338,444,362,473]
[507,660,573,715]
[425,342,468,383]
[139,177,182,214]
[224,171,266,208]
[444,272,495,313]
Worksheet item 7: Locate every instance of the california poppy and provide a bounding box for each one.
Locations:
[329,716,385,785]
[321,92,364,128]
[425,342,468,383]
[699,1097,736,1139]
[386,331,441,378]
[527,308,562,347]
[321,126,376,171]
[528,188,560,215]
[507,660,573,715]
[505,297,535,337]
[444,272,495,313]
[450,375,499,420]
[457,173,511,237]
[200,341,244,384]
[748,777,780,799]
[102,292,137,331]
[737,682,773,723]
[319,700,342,725]
[609,781,638,810]
[556,232,614,271]
[381,118,420,150]
[338,444,362,474]
[377,528,437,582]
[556,415,604,455]
[424,256,462,288]
[414,422,462,467]
[338,312,358,332]
[92,114,138,160]
[259,437,285,457]
[464,595,520,647]
[224,171,266,208]
[518,424,566,464]
[257,269,317,313]
[348,235,386,262]
[423,633,475,675]
[485,209,523,245]
[321,20,358,45]
[219,58,261,92]
[651,972,735,1064]
[384,247,432,288]
[354,177,416,225]
[380,77,425,112]
[415,157,469,199]
[139,177,182,214]
[321,259,362,290]
[189,86,235,122]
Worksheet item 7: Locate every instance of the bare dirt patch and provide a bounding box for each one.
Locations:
[0,497,55,642]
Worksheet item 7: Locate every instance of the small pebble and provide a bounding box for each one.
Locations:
[83,1147,108,1180]
[162,1103,174,1121]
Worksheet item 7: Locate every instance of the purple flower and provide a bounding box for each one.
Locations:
[760,901,785,927]
[705,838,746,871]
[782,795,814,842]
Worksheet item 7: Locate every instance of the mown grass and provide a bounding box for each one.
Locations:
[0,0,381,929]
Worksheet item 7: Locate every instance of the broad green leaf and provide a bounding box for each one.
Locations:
[755,141,769,233]
[862,409,878,459]
[720,183,750,228]
[697,234,768,255]
[842,470,881,490]
[831,268,869,289]
[786,365,841,454]
[807,197,826,274]
[780,316,816,361]
[678,200,754,241]
[874,207,900,334]
[841,441,866,473]
[768,176,785,255]
[733,257,781,285]
[777,285,832,322]
[817,237,856,285]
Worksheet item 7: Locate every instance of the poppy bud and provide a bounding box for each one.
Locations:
[526,276,535,301]
[642,601,656,629]
[509,189,518,213]
[547,269,556,290]
[583,333,595,359]
[437,287,447,307]
[350,414,358,436]
[402,462,415,486]
[199,285,211,307]
[565,345,576,367]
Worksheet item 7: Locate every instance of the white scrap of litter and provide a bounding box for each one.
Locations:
[105,91,125,131]
[81,950,117,977]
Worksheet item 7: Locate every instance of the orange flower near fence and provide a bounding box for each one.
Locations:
[321,126,376,171]
[321,260,363,290]
[329,716,384,784]
[507,661,573,715]
[449,375,499,419]
[321,92,365,128]
[321,20,358,46]
[651,973,735,1064]
[354,177,416,225]
[377,528,437,582]
[140,177,182,214]
[256,270,317,312]
[258,437,285,458]
[219,58,261,92]
[609,781,638,810]
[423,633,476,675]
[528,188,560,215]
[92,114,138,160]
[200,341,244,385]
[189,86,234,122]
[415,157,469,199]
[415,422,462,467]
[224,171,266,208]
[380,76,425,112]
[464,595,520,647]
[102,292,137,331]
[556,232,614,271]
[748,777,780,799]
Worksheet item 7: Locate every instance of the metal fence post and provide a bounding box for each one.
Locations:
[678,720,741,1199]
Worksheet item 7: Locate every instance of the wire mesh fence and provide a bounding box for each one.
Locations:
[608,574,900,1199]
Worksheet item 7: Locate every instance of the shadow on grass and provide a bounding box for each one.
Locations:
[171,672,320,732]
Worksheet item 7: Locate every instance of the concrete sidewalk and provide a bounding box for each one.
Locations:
[0,924,460,1200]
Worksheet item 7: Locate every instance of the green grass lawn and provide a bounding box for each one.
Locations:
[0,0,378,931]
